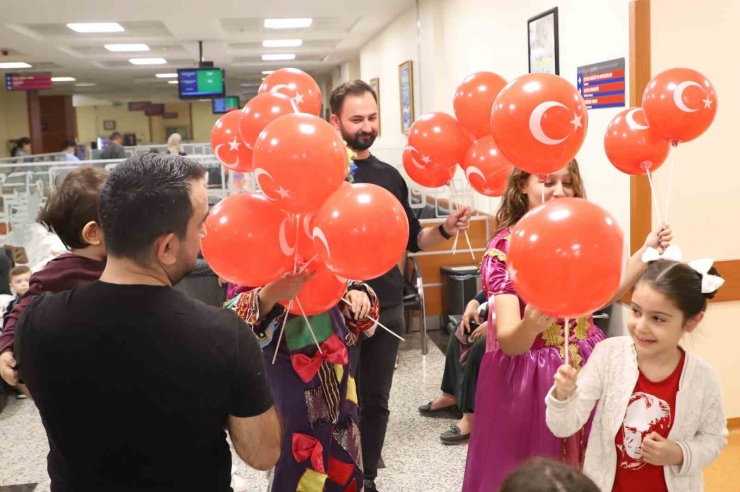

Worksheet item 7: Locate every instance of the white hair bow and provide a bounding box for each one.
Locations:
[688,258,725,294]
[641,245,683,263]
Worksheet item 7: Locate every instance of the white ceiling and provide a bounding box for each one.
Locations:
[0,0,414,102]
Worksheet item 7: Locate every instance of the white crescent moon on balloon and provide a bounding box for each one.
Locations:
[254,168,279,201]
[405,145,427,170]
[214,144,240,170]
[465,166,487,184]
[302,213,313,240]
[626,109,650,130]
[673,81,703,113]
[312,226,331,261]
[278,218,296,256]
[529,101,569,146]
[270,84,292,96]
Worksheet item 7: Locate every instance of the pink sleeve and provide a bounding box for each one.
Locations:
[481,237,516,298]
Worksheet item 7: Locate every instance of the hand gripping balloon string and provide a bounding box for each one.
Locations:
[646,169,664,226]
[449,179,476,260]
[341,298,405,342]
[272,301,292,365]
[564,318,570,366]
[295,297,323,354]
[664,145,677,224]
[296,255,318,274]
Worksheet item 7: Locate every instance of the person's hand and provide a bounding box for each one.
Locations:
[217,277,227,287]
[553,364,577,401]
[461,299,481,334]
[642,432,684,466]
[443,206,472,236]
[643,223,673,253]
[523,305,557,334]
[345,290,371,320]
[0,350,19,387]
[469,321,487,341]
[261,270,316,304]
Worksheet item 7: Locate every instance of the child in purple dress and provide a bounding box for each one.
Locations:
[462,159,673,491]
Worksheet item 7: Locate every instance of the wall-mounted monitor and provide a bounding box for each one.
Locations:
[5,73,52,91]
[212,96,240,114]
[177,68,225,99]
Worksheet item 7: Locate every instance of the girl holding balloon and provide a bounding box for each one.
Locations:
[462,160,673,492]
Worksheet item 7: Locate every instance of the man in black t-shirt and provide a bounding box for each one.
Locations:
[16,154,281,491]
[330,80,471,492]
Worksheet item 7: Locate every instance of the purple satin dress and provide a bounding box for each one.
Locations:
[462,228,605,492]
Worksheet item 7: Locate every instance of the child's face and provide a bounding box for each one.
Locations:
[10,273,30,296]
[627,283,698,358]
[521,167,576,210]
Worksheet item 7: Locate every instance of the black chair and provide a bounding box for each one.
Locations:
[402,254,428,355]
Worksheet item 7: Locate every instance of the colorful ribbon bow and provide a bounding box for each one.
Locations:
[688,258,725,294]
[641,245,683,263]
[291,334,348,383]
[292,433,325,474]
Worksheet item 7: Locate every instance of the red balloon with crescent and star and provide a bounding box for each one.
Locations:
[406,112,470,172]
[462,136,514,197]
[238,92,299,164]
[604,107,671,176]
[490,73,588,174]
[259,68,323,116]
[402,146,455,188]
[210,110,254,173]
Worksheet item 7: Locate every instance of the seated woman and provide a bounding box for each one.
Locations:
[419,291,487,444]
[226,271,379,492]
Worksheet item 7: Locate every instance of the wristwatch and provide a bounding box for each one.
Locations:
[438,223,452,240]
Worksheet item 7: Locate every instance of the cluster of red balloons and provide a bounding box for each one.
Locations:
[205,68,409,315]
[605,68,717,176]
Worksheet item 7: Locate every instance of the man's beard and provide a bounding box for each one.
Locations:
[341,127,377,152]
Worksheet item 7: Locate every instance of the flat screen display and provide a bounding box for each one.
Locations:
[212,96,240,114]
[178,68,225,98]
[5,73,52,91]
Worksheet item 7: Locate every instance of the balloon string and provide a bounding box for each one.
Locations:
[272,300,292,365]
[646,169,664,226]
[449,179,476,260]
[564,318,570,366]
[340,298,406,341]
[293,216,300,274]
[541,184,545,206]
[296,254,318,274]
[295,297,323,354]
[664,145,677,225]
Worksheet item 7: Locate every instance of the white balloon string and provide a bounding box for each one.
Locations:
[646,169,664,226]
[664,145,677,225]
[340,298,405,341]
[449,179,475,260]
[272,301,292,365]
[295,297,323,354]
[293,216,300,273]
[564,318,570,366]
[296,255,318,274]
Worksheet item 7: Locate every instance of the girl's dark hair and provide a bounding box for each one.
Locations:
[11,137,31,157]
[38,166,109,249]
[637,259,722,321]
[500,458,599,492]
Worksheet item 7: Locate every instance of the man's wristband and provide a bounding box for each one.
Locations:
[438,223,452,240]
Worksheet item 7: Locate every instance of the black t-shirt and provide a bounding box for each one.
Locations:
[16,281,273,492]
[352,154,423,308]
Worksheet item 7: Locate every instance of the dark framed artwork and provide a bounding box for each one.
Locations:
[370,77,381,136]
[528,7,559,75]
[103,120,116,131]
[398,61,415,134]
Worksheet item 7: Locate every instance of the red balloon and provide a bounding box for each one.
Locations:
[604,108,671,176]
[462,136,514,197]
[280,259,346,316]
[642,68,717,145]
[313,183,410,281]
[293,212,317,260]
[507,198,624,318]
[201,193,294,287]
[407,113,470,171]
[211,110,253,173]
[252,113,347,214]
[238,93,297,162]
[402,147,454,188]
[259,68,322,116]
[453,72,508,139]
[491,73,588,174]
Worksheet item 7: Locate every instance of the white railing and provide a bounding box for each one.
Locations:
[0,152,70,165]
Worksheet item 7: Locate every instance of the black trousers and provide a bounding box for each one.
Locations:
[440,332,486,414]
[349,304,404,481]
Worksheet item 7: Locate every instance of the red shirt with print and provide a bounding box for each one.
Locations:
[612,350,685,492]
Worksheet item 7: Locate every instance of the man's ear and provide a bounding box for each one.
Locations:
[81,221,103,246]
[331,113,341,132]
[156,233,178,267]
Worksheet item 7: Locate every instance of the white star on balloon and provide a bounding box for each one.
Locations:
[228,137,241,151]
[421,155,432,164]
[703,96,713,109]
[293,93,305,105]
[276,186,291,199]
[570,113,583,130]
[483,188,494,195]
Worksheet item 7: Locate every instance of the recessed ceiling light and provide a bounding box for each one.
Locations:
[241,83,261,87]
[262,54,295,61]
[51,77,76,82]
[155,73,178,78]
[105,44,150,52]
[0,62,32,69]
[263,39,303,48]
[168,80,179,84]
[129,58,167,65]
[262,70,275,75]
[75,83,96,87]
[67,23,124,33]
[264,18,313,29]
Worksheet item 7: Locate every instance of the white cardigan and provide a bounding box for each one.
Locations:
[545,337,728,492]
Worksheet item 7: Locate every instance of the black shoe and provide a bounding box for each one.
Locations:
[364,479,378,492]
[440,424,470,445]
[418,401,463,419]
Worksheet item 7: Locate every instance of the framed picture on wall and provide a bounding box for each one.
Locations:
[528,7,559,75]
[369,77,381,136]
[398,61,415,134]
[103,120,116,131]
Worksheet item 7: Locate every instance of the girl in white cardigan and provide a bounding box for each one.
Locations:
[546,258,728,492]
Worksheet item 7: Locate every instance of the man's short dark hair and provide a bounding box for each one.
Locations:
[38,166,109,249]
[110,132,123,141]
[99,153,205,263]
[329,79,377,116]
[61,140,76,151]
